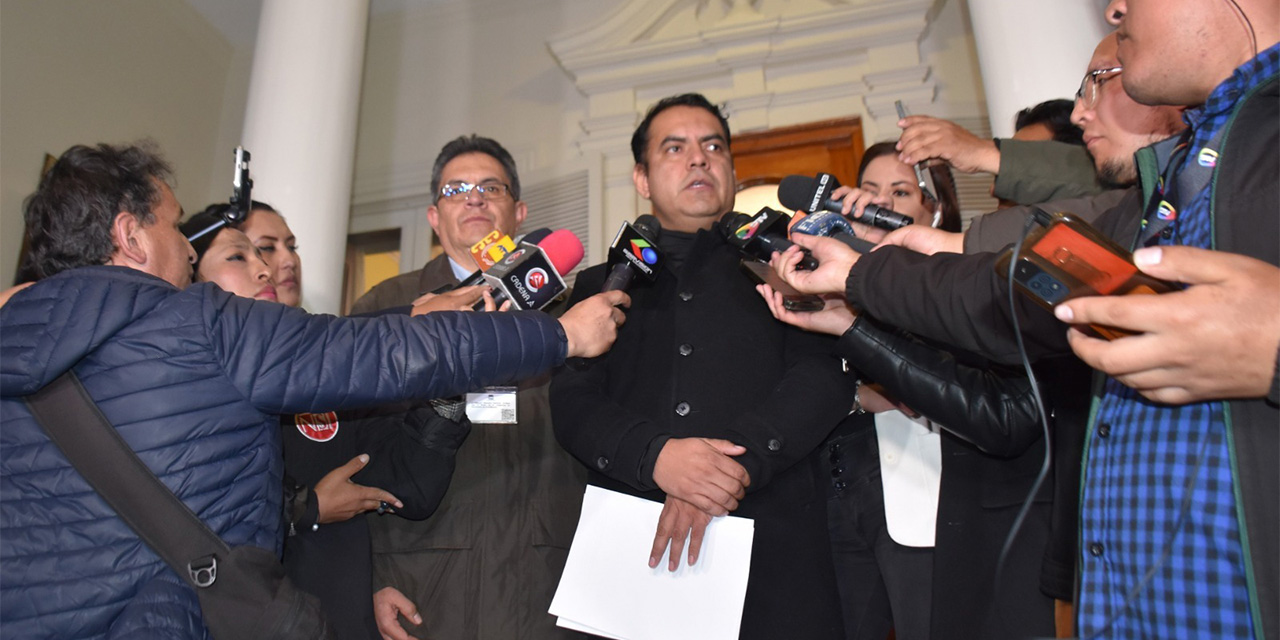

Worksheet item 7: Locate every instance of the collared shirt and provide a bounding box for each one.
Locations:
[1078,43,1280,638]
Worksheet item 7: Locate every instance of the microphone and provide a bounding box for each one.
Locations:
[479,229,583,310]
[719,208,819,270]
[788,211,877,254]
[602,215,663,292]
[778,173,915,230]
[432,228,554,294]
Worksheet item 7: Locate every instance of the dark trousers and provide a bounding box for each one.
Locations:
[824,426,933,640]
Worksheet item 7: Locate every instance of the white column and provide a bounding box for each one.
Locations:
[966,0,1108,137]
[242,0,369,314]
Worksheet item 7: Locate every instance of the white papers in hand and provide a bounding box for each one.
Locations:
[549,485,755,640]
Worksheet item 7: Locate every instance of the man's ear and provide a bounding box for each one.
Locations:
[514,200,528,228]
[109,211,148,267]
[633,164,650,200]
[426,204,441,233]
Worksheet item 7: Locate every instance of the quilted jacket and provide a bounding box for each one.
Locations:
[0,266,567,639]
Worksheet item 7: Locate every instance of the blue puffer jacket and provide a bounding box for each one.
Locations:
[0,266,567,639]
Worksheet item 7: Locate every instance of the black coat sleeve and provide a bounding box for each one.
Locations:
[837,315,1041,457]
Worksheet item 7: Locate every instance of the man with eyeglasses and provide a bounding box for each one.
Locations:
[351,135,592,640]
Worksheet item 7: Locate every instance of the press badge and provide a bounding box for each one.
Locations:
[465,386,518,424]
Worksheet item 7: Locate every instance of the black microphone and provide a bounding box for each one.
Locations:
[778,173,915,230]
[719,208,819,270]
[602,215,663,292]
[480,229,584,311]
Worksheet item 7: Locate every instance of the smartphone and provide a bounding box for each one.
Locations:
[229,146,253,223]
[894,100,938,204]
[740,260,825,312]
[994,211,1174,340]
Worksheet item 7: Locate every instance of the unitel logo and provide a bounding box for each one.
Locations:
[629,238,659,265]
[525,267,549,292]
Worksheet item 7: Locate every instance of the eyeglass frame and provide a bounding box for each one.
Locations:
[1075,66,1123,108]
[437,180,513,202]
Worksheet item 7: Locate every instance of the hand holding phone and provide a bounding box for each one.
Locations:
[994,211,1174,339]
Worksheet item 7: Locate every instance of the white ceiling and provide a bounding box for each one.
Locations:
[181,0,461,48]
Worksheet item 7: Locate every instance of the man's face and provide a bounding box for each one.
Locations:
[1071,33,1185,186]
[1105,0,1252,106]
[137,182,196,287]
[426,152,527,266]
[633,105,736,233]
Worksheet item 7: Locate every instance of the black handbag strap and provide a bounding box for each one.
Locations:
[25,371,230,589]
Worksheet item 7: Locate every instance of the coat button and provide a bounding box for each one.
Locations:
[1097,423,1111,438]
[767,438,782,452]
[1088,542,1104,557]
[678,291,694,302]
[675,402,691,416]
[830,466,843,477]
[596,456,609,470]
[834,480,847,492]
[678,344,693,356]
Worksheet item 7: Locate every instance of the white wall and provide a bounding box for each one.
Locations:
[0,0,251,283]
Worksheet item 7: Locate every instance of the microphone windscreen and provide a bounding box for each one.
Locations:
[633,214,662,240]
[776,175,819,212]
[537,229,585,275]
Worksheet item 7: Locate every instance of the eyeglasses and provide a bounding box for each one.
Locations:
[439,181,512,201]
[1075,66,1123,108]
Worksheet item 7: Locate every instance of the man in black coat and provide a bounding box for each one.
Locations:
[550,93,857,640]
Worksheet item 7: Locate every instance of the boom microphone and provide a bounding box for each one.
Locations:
[720,208,819,270]
[778,173,915,230]
[480,229,583,310]
[602,215,663,292]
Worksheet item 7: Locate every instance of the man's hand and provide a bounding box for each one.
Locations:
[409,285,492,315]
[373,586,422,640]
[649,495,714,572]
[768,234,861,296]
[756,284,856,336]
[1054,246,1280,404]
[877,225,964,255]
[559,290,629,358]
[314,454,402,524]
[821,185,892,244]
[896,116,1000,174]
[652,438,750,516]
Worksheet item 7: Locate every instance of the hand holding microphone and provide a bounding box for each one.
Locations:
[768,234,862,297]
[777,173,915,243]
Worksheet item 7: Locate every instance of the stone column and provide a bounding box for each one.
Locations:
[966,0,1108,137]
[241,0,370,313]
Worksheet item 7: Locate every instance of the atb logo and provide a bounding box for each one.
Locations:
[629,238,659,265]
[525,267,549,291]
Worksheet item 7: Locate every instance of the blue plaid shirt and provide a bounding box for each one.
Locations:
[1078,43,1280,639]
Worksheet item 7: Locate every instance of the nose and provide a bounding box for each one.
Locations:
[687,145,708,168]
[1070,96,1090,127]
[464,187,487,205]
[1105,0,1124,26]
[254,256,272,282]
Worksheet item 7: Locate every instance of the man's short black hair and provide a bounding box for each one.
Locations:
[22,141,173,280]
[630,93,732,168]
[430,135,521,203]
[1014,99,1084,145]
